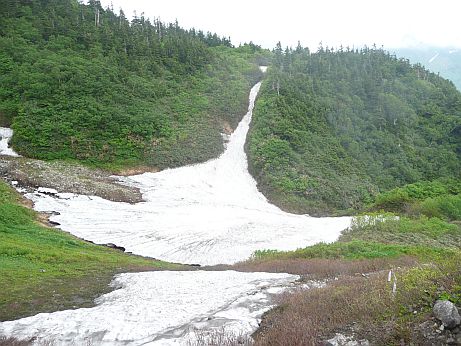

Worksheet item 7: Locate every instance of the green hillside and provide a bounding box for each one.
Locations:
[248,45,461,215]
[0,0,265,169]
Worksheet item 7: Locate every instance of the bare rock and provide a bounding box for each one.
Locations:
[324,333,369,346]
[433,300,461,329]
[105,243,126,252]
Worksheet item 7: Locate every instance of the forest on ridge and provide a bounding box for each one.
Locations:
[248,44,461,215]
[0,0,266,169]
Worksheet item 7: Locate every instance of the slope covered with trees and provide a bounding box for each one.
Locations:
[0,0,265,169]
[248,45,461,215]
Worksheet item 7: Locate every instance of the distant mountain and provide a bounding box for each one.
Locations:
[394,47,461,90]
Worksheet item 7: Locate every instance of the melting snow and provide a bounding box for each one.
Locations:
[428,52,439,63]
[0,127,19,157]
[1,78,351,344]
[25,82,351,265]
[0,271,298,345]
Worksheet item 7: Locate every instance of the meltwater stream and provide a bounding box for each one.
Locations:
[25,81,351,266]
[1,76,351,345]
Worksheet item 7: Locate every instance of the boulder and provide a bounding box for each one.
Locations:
[37,187,58,195]
[105,243,126,252]
[433,300,461,329]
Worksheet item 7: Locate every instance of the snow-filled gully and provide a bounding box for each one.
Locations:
[0,127,19,157]
[0,69,352,345]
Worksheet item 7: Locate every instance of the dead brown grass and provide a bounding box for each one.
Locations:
[253,256,461,346]
[254,272,399,346]
[224,256,418,279]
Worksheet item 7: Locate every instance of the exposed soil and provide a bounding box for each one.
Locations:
[114,165,160,176]
[0,156,142,203]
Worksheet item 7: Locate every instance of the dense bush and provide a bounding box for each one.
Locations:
[248,45,461,215]
[0,0,265,169]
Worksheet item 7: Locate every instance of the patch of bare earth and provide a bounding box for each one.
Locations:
[0,337,30,346]
[221,121,234,135]
[0,337,55,346]
[0,156,142,203]
[115,166,160,176]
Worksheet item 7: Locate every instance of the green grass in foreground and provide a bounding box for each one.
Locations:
[0,180,181,321]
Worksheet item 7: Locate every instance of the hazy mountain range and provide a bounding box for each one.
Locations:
[394,47,461,90]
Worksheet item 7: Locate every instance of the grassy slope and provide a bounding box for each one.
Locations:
[244,179,461,345]
[0,180,183,322]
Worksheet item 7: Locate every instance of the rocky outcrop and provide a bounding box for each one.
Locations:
[0,156,143,203]
[433,300,461,329]
[324,333,369,346]
[105,243,126,252]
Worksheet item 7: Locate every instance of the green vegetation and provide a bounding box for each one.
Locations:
[253,179,461,261]
[250,178,461,345]
[254,240,456,261]
[370,178,461,216]
[248,44,461,215]
[0,0,266,169]
[0,180,181,321]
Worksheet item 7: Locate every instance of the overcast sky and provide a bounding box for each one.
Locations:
[98,0,461,50]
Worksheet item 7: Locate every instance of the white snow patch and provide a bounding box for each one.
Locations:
[0,127,19,157]
[449,50,458,54]
[428,52,439,63]
[0,271,298,346]
[24,82,351,265]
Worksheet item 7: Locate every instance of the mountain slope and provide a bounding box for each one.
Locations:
[0,0,265,169]
[248,46,461,215]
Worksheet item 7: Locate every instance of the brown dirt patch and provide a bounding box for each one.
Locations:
[115,166,160,176]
